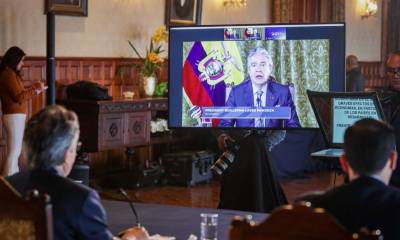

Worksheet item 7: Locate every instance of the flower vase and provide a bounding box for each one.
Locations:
[140,75,157,98]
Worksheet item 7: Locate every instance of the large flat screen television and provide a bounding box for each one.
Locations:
[168,23,345,129]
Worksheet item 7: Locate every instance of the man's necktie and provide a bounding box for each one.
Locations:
[256,90,263,107]
[256,90,264,127]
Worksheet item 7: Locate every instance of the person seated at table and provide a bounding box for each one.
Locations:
[299,118,400,240]
[6,105,143,240]
[345,55,365,92]
[378,50,400,187]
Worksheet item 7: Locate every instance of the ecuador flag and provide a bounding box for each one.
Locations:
[182,41,244,126]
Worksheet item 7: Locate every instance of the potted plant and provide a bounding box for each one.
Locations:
[128,26,168,97]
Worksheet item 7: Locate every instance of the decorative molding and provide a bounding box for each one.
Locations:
[100,102,149,113]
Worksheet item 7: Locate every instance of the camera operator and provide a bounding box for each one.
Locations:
[215,129,287,213]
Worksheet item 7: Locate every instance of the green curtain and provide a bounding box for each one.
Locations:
[239,40,330,127]
[269,40,329,127]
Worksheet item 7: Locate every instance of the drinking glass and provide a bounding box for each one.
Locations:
[200,213,218,240]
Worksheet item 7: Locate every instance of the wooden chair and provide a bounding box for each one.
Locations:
[0,177,53,240]
[230,202,382,240]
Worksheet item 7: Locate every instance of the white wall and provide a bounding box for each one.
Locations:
[0,0,383,61]
[0,0,166,57]
[202,0,271,25]
[0,0,271,57]
[345,0,382,61]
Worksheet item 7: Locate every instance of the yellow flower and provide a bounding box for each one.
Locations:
[128,26,168,77]
[148,52,163,64]
[152,25,168,44]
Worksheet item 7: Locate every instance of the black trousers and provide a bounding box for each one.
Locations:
[218,134,287,213]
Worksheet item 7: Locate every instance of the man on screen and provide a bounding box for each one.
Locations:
[219,46,300,128]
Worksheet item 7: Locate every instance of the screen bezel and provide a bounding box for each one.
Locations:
[168,23,346,130]
[307,90,386,148]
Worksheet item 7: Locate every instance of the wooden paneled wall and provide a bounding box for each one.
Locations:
[17,57,168,115]
[0,57,168,174]
[359,61,386,88]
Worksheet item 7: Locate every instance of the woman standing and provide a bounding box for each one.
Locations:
[0,46,46,176]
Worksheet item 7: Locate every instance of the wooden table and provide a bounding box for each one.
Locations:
[103,200,268,240]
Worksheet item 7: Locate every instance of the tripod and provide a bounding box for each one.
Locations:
[218,130,288,213]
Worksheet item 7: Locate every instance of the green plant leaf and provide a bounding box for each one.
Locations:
[128,40,143,59]
[154,82,168,97]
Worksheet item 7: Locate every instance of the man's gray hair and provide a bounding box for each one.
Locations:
[247,46,273,71]
[23,105,80,170]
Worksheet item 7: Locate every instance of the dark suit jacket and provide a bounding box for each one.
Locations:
[378,89,400,187]
[7,168,114,240]
[218,133,288,213]
[302,176,400,240]
[346,68,365,92]
[219,78,301,128]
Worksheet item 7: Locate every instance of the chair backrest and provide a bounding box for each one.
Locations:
[230,202,382,240]
[0,177,53,240]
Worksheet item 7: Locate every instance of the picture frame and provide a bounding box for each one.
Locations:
[45,0,88,17]
[165,0,202,26]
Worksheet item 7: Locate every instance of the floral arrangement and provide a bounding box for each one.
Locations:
[128,26,168,77]
[150,118,169,134]
[154,82,168,97]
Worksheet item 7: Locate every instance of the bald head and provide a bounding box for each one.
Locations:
[387,51,400,67]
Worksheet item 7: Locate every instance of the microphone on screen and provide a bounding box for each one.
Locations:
[118,189,150,240]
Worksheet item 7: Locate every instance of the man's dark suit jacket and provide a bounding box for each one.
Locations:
[302,176,400,240]
[346,68,365,92]
[378,89,400,187]
[219,78,301,128]
[7,168,114,240]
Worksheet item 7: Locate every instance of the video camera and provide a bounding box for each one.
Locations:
[210,139,240,175]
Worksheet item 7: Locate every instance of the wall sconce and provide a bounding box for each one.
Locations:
[223,0,247,7]
[359,0,378,19]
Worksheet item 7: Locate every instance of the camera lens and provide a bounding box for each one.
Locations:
[210,163,224,175]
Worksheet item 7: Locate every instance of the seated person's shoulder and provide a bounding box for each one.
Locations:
[54,175,94,198]
[0,66,16,78]
[6,171,31,192]
[368,87,399,100]
[231,79,251,90]
[7,170,97,204]
[385,185,400,200]
[268,79,291,93]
